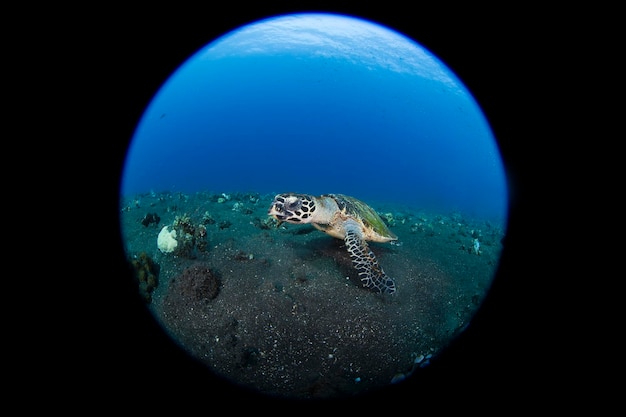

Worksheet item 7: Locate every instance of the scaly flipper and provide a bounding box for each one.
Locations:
[344,226,396,294]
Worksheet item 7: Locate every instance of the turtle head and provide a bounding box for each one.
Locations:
[268,193,316,224]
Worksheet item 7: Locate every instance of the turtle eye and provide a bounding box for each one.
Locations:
[286,200,302,211]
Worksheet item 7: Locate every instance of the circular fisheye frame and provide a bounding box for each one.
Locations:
[119,13,508,400]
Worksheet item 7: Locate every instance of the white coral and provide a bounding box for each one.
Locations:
[157,226,178,253]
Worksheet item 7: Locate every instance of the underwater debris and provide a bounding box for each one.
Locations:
[129,251,160,303]
[381,212,396,227]
[202,211,216,225]
[251,216,280,230]
[232,201,253,214]
[472,238,481,255]
[140,212,160,227]
[233,250,254,261]
[218,220,232,230]
[196,224,208,252]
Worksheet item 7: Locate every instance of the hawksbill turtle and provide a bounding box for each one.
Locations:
[268,193,397,294]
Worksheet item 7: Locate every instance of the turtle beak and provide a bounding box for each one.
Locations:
[267,207,285,226]
[268,203,283,218]
[269,212,286,221]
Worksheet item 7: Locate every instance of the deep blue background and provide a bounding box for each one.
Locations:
[121,14,508,221]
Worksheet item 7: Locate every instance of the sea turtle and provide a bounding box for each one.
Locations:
[268,193,397,294]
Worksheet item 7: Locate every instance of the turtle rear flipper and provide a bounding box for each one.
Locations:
[344,227,396,294]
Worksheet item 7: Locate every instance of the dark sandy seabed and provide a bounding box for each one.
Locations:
[119,190,505,400]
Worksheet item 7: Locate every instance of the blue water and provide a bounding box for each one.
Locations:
[121,14,508,221]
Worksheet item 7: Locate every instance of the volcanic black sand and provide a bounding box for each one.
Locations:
[119,191,505,400]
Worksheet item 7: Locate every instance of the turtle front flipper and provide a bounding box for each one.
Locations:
[344,228,396,295]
